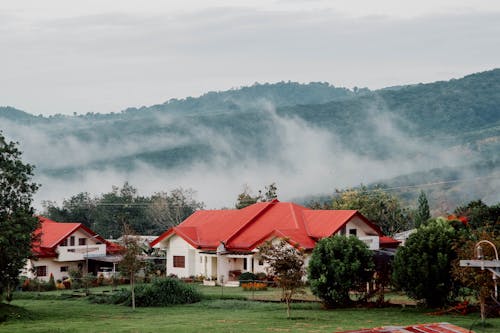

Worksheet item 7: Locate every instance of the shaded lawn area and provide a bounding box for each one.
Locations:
[2,297,500,333]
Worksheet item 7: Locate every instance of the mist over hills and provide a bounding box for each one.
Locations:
[1,70,499,210]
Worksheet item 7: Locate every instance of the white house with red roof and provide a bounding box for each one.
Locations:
[150,200,399,284]
[22,217,122,282]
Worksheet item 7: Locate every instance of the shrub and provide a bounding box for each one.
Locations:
[392,217,459,307]
[47,274,56,291]
[255,272,267,281]
[308,235,374,307]
[241,282,267,291]
[238,272,256,285]
[103,278,202,307]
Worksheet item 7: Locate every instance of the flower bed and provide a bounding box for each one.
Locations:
[241,282,267,291]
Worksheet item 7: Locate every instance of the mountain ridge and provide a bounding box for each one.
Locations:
[1,69,499,209]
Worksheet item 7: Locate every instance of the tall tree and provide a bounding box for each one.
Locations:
[452,229,500,322]
[414,190,431,228]
[454,200,500,231]
[331,185,412,235]
[235,183,278,209]
[258,239,305,318]
[0,132,39,302]
[148,188,204,229]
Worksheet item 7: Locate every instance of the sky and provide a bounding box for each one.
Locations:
[1,0,500,116]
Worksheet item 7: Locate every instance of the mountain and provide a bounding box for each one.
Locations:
[1,71,499,209]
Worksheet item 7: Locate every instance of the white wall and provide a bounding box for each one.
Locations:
[165,235,196,277]
[23,258,80,282]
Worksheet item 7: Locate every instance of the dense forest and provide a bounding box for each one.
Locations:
[1,69,499,212]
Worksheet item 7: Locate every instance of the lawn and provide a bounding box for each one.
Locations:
[1,287,499,333]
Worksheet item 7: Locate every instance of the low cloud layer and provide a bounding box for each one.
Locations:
[2,101,473,210]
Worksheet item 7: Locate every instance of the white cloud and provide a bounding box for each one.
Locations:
[0,1,499,115]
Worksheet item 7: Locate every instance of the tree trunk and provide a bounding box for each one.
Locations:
[131,274,135,310]
[480,294,486,323]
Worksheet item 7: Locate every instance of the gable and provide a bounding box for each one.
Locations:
[33,216,114,255]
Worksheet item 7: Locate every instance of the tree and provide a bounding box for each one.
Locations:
[454,200,500,231]
[235,183,278,209]
[414,191,431,228]
[392,217,459,307]
[118,225,145,310]
[43,192,96,229]
[452,229,500,321]
[148,188,204,229]
[0,132,39,302]
[43,185,204,238]
[257,238,305,318]
[330,185,412,235]
[308,235,374,307]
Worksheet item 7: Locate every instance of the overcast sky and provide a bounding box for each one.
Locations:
[1,0,500,115]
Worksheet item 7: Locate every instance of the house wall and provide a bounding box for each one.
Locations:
[164,235,196,277]
[22,258,81,282]
[56,229,106,262]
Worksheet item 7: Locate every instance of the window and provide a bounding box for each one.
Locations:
[258,260,264,266]
[60,266,68,272]
[243,258,247,270]
[60,239,68,246]
[79,238,86,246]
[69,236,75,246]
[340,226,346,235]
[36,266,47,277]
[173,256,185,268]
[349,229,357,236]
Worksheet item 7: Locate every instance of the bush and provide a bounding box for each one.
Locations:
[392,217,459,307]
[255,272,267,281]
[308,235,374,307]
[94,278,202,307]
[238,272,256,285]
[47,274,56,291]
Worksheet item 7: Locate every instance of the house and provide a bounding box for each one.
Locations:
[22,217,122,282]
[150,199,399,284]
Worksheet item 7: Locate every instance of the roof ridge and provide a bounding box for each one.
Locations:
[225,201,277,245]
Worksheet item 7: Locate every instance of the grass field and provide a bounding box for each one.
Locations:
[1,286,499,333]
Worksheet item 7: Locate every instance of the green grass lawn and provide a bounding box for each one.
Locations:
[1,287,499,333]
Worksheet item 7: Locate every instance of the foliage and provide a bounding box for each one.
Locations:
[241,282,267,291]
[118,225,145,310]
[0,132,39,303]
[454,200,500,231]
[93,278,202,307]
[258,238,305,318]
[308,235,374,307]
[43,183,203,238]
[451,229,500,320]
[47,274,56,291]
[329,185,412,235]
[414,191,431,228]
[147,188,204,230]
[238,272,257,285]
[235,183,278,209]
[392,217,459,307]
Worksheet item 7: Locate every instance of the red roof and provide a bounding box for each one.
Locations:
[32,216,118,257]
[150,200,400,251]
[337,322,472,333]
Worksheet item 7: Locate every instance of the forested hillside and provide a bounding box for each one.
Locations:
[1,70,499,210]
